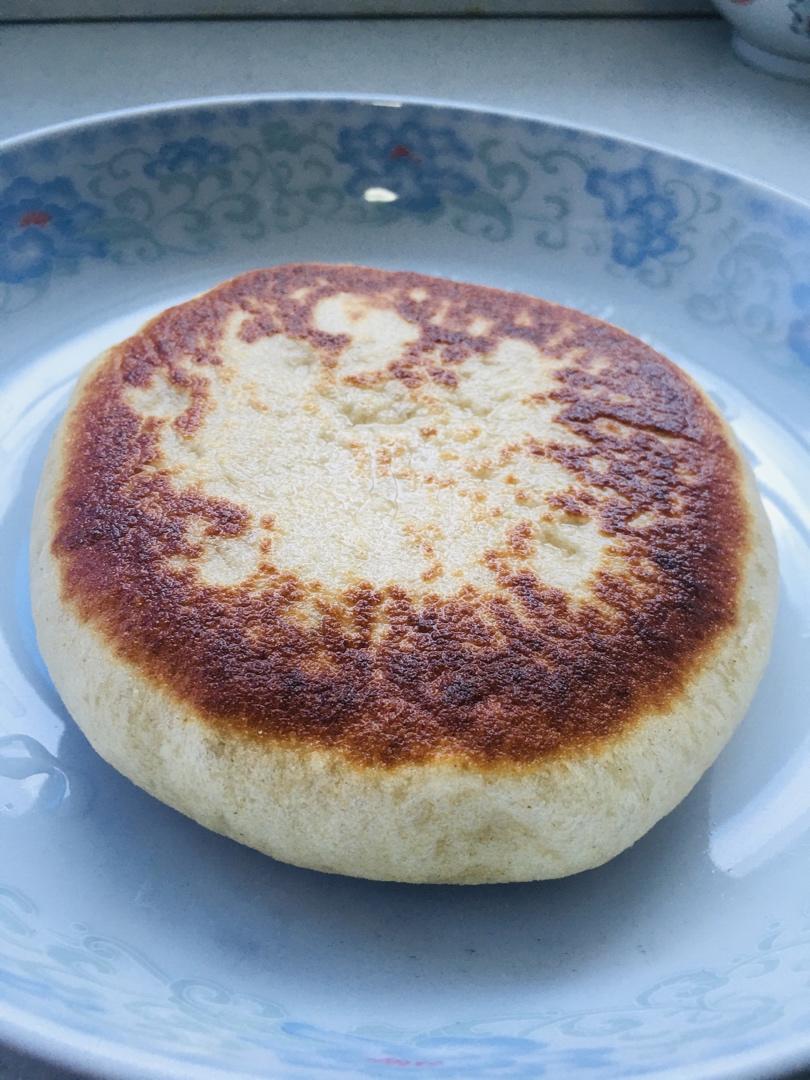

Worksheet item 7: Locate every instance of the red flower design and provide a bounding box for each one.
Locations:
[18,210,52,228]
[389,144,422,164]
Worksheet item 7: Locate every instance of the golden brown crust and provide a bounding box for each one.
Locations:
[51,264,748,767]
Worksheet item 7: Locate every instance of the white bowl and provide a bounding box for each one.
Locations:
[713,0,810,80]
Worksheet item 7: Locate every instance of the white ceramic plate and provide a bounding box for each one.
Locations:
[1,96,809,1080]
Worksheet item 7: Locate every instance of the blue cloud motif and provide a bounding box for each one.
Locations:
[336,120,476,213]
[0,176,105,284]
[144,136,233,179]
[585,166,679,269]
[279,1023,614,1076]
[789,0,810,37]
[788,283,810,365]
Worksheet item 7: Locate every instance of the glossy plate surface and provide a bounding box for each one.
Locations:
[1,96,809,1080]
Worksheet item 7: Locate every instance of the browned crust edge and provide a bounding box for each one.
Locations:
[49,264,750,768]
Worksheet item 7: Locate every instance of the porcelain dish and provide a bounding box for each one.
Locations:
[1,96,809,1080]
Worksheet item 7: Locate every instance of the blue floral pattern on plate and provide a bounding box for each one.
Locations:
[335,120,476,213]
[583,166,678,269]
[0,177,105,283]
[2,880,810,1079]
[789,0,810,36]
[788,283,810,363]
[0,101,806,370]
[142,136,234,179]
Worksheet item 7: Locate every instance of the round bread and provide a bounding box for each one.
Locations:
[30,264,777,884]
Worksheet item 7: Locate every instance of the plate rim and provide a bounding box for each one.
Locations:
[0,91,808,1080]
[3,995,810,1080]
[0,90,808,217]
